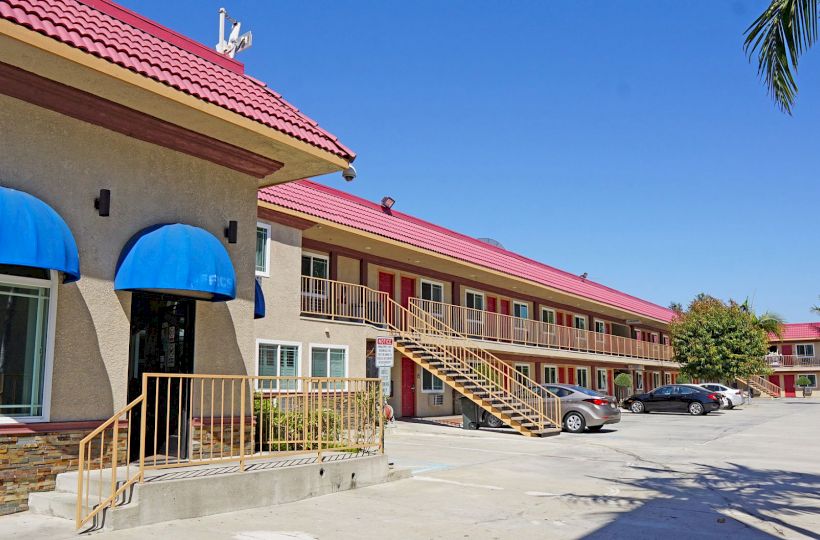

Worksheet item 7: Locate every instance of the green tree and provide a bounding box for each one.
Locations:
[745,0,819,114]
[670,295,774,381]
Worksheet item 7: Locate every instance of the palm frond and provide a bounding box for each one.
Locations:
[758,311,785,337]
[744,0,819,114]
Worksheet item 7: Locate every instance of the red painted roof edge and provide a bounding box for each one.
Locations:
[78,0,244,74]
[769,322,820,341]
[278,180,676,322]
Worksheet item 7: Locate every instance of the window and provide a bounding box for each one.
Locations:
[636,371,644,390]
[513,302,529,319]
[594,320,606,334]
[662,335,670,346]
[421,368,444,393]
[543,365,558,384]
[652,372,661,389]
[301,253,329,279]
[514,363,531,380]
[575,367,589,388]
[796,344,815,357]
[257,341,299,390]
[805,374,817,388]
[545,385,572,398]
[0,272,55,420]
[541,308,556,325]
[310,345,347,390]
[665,373,672,385]
[596,368,608,391]
[573,315,586,330]
[654,386,674,396]
[420,280,444,302]
[465,291,484,310]
[675,385,697,395]
[255,223,271,276]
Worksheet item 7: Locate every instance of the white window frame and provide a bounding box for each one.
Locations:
[573,315,587,330]
[796,343,815,358]
[665,373,672,385]
[465,290,485,311]
[804,374,817,388]
[419,279,444,302]
[514,363,531,380]
[308,343,349,390]
[541,308,556,325]
[255,339,302,391]
[255,222,271,277]
[596,368,608,391]
[421,367,444,393]
[575,367,589,388]
[594,319,606,345]
[301,251,330,278]
[0,270,58,424]
[652,372,661,389]
[543,364,558,384]
[513,301,529,320]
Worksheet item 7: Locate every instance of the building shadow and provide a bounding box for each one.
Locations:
[572,462,820,539]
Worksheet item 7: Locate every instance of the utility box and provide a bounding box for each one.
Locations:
[459,396,480,430]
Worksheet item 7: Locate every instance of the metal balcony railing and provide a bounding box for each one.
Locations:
[764,355,820,368]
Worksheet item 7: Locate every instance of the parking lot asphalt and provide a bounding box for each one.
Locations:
[2,399,819,539]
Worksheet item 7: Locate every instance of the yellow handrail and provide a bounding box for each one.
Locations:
[409,298,673,362]
[76,374,382,529]
[300,277,561,432]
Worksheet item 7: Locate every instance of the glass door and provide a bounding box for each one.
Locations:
[127,293,196,462]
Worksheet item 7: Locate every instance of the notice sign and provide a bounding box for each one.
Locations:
[379,367,392,397]
[375,336,394,368]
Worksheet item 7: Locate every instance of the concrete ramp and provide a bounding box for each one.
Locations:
[29,454,404,531]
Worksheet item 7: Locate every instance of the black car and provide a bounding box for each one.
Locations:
[623,384,721,416]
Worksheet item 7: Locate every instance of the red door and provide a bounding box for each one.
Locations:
[401,357,416,417]
[500,300,510,315]
[378,272,395,297]
[486,297,497,312]
[379,272,395,325]
[400,277,415,308]
[781,344,793,355]
[783,374,796,397]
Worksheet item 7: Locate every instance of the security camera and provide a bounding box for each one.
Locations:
[342,165,357,182]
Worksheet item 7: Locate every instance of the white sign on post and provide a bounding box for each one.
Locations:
[375,336,394,368]
[379,367,392,397]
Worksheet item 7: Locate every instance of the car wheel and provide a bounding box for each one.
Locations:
[688,402,705,416]
[630,401,645,414]
[563,412,586,433]
[483,413,504,429]
[726,400,734,410]
[587,425,603,432]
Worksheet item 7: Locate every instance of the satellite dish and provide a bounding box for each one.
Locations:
[216,8,252,58]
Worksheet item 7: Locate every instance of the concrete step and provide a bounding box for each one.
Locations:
[28,491,77,520]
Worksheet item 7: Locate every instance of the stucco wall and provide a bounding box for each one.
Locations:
[254,221,373,380]
[0,94,257,422]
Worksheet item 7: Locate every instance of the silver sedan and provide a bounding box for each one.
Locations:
[541,383,621,433]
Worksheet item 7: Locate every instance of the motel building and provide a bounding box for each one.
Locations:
[0,0,367,523]
[765,323,820,397]
[255,180,681,426]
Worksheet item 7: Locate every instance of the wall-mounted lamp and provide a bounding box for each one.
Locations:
[224,220,238,244]
[94,189,110,217]
[381,196,395,210]
[625,319,641,325]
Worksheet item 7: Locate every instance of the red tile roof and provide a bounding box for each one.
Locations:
[0,0,354,161]
[259,181,677,323]
[770,323,820,342]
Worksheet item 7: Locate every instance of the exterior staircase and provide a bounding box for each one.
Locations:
[299,277,563,436]
[384,292,562,437]
[737,375,782,398]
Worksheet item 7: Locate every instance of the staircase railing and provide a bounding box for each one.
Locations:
[409,298,673,363]
[76,374,382,529]
[300,277,561,432]
[739,374,782,397]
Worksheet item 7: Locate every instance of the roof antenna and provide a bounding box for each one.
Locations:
[216,8,252,58]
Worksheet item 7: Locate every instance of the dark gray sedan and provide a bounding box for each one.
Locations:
[541,384,621,433]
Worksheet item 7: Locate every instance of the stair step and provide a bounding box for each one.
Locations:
[28,491,77,520]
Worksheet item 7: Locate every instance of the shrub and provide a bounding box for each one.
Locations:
[253,393,341,451]
[614,373,632,387]
[797,375,812,388]
[676,374,691,384]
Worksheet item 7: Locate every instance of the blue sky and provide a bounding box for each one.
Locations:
[122,0,820,321]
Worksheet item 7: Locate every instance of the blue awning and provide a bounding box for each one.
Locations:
[0,186,80,283]
[254,279,265,319]
[115,223,235,301]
